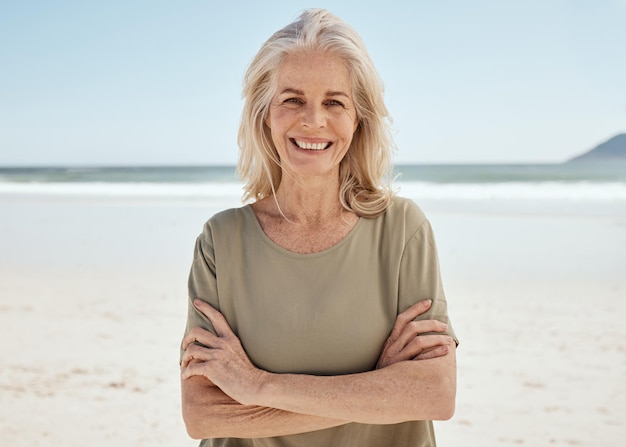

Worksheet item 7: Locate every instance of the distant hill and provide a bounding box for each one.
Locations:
[568,133,626,162]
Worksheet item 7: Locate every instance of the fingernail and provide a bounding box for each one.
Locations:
[193,299,201,307]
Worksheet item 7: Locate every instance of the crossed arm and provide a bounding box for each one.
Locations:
[180,299,456,439]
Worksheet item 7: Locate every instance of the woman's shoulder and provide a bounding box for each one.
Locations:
[385,196,428,229]
[377,196,438,250]
[209,205,251,223]
[199,205,254,239]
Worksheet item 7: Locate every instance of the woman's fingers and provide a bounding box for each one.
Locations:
[377,334,452,368]
[181,360,209,380]
[401,334,453,361]
[389,299,432,340]
[377,299,452,369]
[181,343,213,368]
[182,326,220,350]
[413,343,451,361]
[393,319,448,351]
[193,299,234,338]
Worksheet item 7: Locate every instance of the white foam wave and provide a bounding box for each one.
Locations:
[0,181,246,198]
[396,181,626,201]
[1,180,625,202]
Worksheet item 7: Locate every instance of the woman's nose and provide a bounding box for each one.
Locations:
[301,104,326,128]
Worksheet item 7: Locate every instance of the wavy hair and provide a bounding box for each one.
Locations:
[237,8,395,217]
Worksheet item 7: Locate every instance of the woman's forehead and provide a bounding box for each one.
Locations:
[274,51,353,94]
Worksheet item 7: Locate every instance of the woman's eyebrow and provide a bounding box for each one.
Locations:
[278,88,350,98]
[326,91,350,98]
[279,88,304,95]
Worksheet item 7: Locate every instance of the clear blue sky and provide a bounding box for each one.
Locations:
[1,0,625,166]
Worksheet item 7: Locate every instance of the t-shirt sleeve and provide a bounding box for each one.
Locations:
[179,222,221,363]
[397,218,459,346]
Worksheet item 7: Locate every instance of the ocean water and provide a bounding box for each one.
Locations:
[1,163,625,206]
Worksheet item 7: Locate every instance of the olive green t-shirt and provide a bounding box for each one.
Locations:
[182,196,457,447]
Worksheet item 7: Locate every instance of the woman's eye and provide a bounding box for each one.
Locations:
[326,100,344,107]
[284,98,302,104]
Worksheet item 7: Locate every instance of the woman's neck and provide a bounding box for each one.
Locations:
[271,173,347,224]
[251,172,360,254]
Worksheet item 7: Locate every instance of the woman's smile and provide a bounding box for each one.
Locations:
[291,138,333,151]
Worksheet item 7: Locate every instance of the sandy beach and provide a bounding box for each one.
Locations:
[1,192,624,446]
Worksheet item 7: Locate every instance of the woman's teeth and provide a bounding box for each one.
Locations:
[293,139,330,150]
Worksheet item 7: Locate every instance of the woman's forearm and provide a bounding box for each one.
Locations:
[182,342,455,439]
[181,300,456,437]
[252,342,457,425]
[181,376,348,439]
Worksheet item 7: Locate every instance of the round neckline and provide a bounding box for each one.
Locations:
[243,204,364,259]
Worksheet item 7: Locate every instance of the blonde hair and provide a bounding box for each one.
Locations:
[237,8,395,217]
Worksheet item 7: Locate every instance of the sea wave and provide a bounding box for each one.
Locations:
[0,181,246,198]
[396,181,626,201]
[1,180,626,202]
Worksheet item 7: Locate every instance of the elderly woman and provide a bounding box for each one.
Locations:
[180,9,458,447]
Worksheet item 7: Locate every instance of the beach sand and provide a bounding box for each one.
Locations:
[1,193,624,446]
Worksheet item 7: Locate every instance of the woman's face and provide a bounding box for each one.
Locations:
[265,51,358,181]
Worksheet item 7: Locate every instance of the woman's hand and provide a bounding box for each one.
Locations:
[376,299,452,369]
[181,299,266,405]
